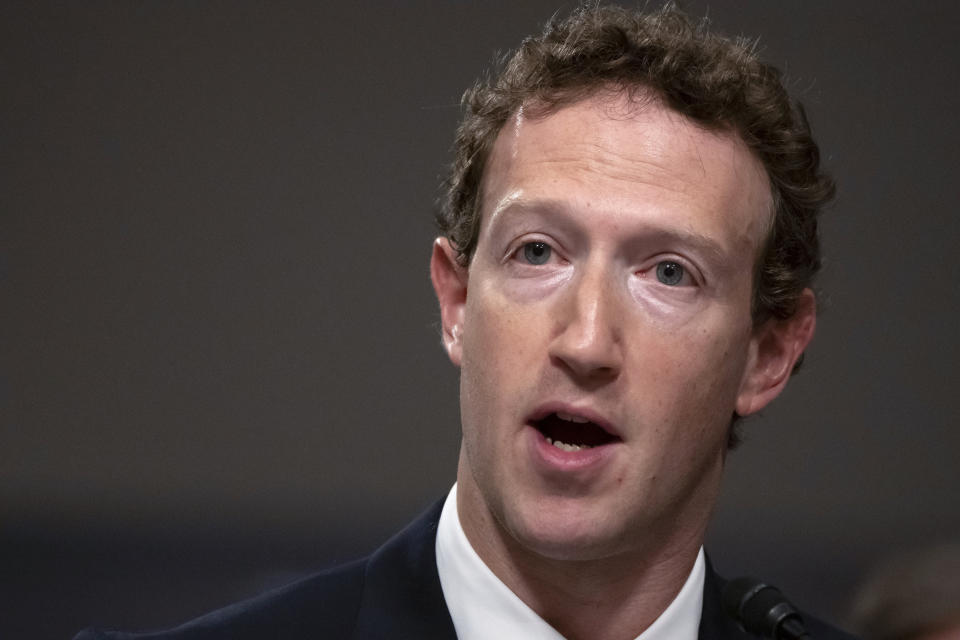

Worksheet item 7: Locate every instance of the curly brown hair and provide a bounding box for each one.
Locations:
[436,3,835,327]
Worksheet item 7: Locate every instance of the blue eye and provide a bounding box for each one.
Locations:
[655,261,685,286]
[522,241,552,265]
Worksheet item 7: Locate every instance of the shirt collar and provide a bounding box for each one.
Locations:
[436,483,705,640]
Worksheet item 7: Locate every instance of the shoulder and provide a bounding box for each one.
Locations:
[72,498,453,640]
[72,558,367,640]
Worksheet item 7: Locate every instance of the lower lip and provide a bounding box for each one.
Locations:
[526,424,619,473]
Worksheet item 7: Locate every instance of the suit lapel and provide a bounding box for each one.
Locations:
[698,556,756,640]
[349,502,750,640]
[352,499,458,640]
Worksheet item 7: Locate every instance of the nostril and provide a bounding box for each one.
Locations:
[549,354,621,385]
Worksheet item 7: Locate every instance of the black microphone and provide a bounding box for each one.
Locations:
[722,577,810,639]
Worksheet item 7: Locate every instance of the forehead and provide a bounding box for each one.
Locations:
[479,91,773,256]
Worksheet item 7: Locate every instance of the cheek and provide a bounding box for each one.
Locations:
[463,280,548,370]
[630,318,751,426]
[458,292,547,488]
[459,290,542,425]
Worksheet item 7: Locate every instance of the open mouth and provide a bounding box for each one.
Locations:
[532,411,621,452]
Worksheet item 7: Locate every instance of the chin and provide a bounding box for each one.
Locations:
[504,496,630,562]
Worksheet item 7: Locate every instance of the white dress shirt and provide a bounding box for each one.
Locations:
[436,483,705,640]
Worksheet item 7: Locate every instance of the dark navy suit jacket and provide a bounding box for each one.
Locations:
[74,500,856,640]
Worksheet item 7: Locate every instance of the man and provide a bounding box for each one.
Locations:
[75,5,855,639]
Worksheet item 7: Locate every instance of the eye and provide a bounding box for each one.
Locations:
[521,241,552,265]
[655,260,686,286]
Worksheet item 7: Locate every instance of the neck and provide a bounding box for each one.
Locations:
[456,462,710,640]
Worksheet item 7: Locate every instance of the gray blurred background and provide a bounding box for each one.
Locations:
[3,1,959,638]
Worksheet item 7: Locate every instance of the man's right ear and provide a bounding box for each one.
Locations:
[430,237,468,367]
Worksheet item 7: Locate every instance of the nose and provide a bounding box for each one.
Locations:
[548,262,624,384]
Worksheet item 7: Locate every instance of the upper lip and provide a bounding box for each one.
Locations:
[526,401,622,439]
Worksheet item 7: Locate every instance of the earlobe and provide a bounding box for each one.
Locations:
[430,237,469,367]
[735,289,817,416]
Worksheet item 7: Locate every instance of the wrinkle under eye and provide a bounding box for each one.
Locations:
[523,241,551,265]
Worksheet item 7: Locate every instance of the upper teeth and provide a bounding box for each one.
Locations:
[556,411,589,423]
[546,436,592,451]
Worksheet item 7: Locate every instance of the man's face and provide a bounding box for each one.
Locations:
[433,92,807,562]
